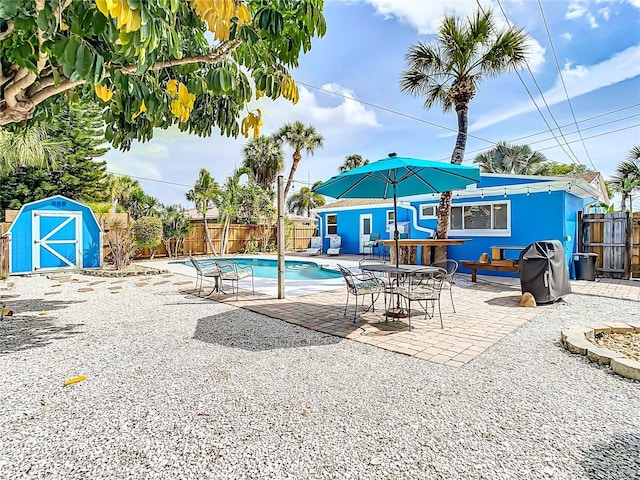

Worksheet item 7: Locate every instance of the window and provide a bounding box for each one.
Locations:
[386,210,395,230]
[326,214,338,235]
[449,201,510,236]
[419,204,437,219]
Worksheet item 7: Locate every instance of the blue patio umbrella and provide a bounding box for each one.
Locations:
[312,154,481,267]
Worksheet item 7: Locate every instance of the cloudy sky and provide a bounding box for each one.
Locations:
[105,0,640,208]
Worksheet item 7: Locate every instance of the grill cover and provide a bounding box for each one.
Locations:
[519,240,571,304]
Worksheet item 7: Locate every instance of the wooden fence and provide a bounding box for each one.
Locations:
[578,211,640,279]
[137,222,317,259]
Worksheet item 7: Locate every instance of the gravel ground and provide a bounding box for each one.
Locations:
[0,274,638,480]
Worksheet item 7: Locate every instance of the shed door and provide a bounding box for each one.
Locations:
[32,211,82,271]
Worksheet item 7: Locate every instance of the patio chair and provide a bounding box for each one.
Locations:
[215,259,255,301]
[189,255,221,296]
[431,259,458,313]
[362,232,381,257]
[327,235,342,256]
[395,267,447,329]
[306,236,322,256]
[338,264,387,322]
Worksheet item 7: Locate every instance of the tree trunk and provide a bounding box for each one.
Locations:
[221,219,230,255]
[203,215,217,255]
[283,150,302,200]
[435,101,469,246]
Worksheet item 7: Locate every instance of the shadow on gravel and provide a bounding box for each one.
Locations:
[0,317,84,354]
[193,310,342,351]
[581,433,640,479]
[0,299,86,354]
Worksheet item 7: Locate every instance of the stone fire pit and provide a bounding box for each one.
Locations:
[561,323,640,381]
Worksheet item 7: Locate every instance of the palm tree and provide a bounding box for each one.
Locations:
[241,136,285,191]
[474,142,550,175]
[125,188,160,220]
[186,168,220,255]
[611,145,640,212]
[274,121,324,200]
[287,181,326,217]
[213,168,252,255]
[0,124,65,174]
[338,154,369,173]
[106,174,140,213]
[400,9,530,240]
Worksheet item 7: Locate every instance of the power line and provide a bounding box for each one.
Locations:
[537,0,597,170]
[491,0,584,165]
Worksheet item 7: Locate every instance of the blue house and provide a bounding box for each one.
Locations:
[314,173,609,277]
[4,195,102,274]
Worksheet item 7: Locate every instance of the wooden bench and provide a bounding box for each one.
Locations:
[460,261,519,282]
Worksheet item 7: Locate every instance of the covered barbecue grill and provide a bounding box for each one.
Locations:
[519,240,570,304]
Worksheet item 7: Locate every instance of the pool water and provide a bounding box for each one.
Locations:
[176,258,341,280]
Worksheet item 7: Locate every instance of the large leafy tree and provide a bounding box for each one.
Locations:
[0,1,326,150]
[287,180,325,217]
[186,168,219,254]
[241,135,284,190]
[610,145,640,212]
[274,121,324,200]
[124,187,160,220]
[105,173,140,210]
[473,142,550,175]
[400,9,530,241]
[0,102,109,219]
[338,153,369,173]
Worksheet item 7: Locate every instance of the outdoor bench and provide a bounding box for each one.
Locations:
[460,260,519,282]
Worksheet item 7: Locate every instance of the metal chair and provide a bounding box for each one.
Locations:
[430,259,458,312]
[395,267,447,329]
[189,255,221,296]
[362,232,381,257]
[337,264,386,322]
[216,259,255,301]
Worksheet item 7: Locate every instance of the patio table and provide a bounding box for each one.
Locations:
[360,264,439,318]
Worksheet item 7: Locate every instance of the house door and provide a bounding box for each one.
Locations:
[32,211,82,271]
[359,214,372,253]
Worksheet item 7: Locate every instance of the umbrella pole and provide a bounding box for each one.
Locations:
[393,187,399,268]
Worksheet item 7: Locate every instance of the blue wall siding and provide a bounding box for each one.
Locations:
[319,188,586,277]
[9,197,101,274]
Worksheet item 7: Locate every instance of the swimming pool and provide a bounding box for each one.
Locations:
[175,258,342,280]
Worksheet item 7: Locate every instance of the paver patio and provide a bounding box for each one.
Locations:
[186,259,640,367]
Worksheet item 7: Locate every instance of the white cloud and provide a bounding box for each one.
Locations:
[351,0,546,71]
[599,7,610,20]
[560,32,573,41]
[469,44,640,131]
[566,0,589,20]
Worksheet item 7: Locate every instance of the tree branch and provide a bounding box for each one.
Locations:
[0,19,14,41]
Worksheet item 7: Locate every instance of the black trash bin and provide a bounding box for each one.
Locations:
[573,253,598,281]
[519,240,571,304]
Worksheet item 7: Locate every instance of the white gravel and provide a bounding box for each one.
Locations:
[0,274,638,480]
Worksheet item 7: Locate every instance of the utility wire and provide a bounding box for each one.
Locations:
[537,0,597,170]
[491,0,584,165]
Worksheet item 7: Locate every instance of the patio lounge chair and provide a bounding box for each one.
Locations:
[338,264,386,321]
[189,255,221,296]
[306,236,322,256]
[216,259,255,301]
[327,235,342,256]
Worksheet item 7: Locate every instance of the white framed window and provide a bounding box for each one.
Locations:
[419,204,437,219]
[326,214,338,236]
[449,200,510,236]
[386,210,395,230]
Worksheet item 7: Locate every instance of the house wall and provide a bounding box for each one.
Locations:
[318,189,587,278]
[8,197,101,274]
